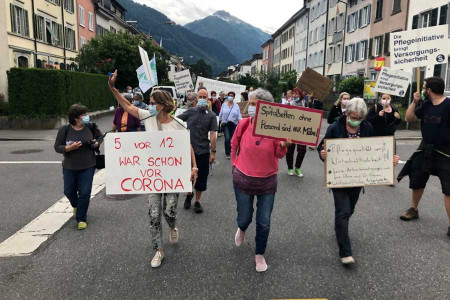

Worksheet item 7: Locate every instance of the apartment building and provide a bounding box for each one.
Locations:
[407,0,450,93]
[325,0,347,82]
[261,39,273,73]
[279,21,295,74]
[95,0,129,36]
[342,0,372,77]
[293,7,310,76]
[77,0,96,49]
[305,0,327,74]
[272,34,282,74]
[250,53,263,77]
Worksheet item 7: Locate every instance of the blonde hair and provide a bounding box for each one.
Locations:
[335,92,350,106]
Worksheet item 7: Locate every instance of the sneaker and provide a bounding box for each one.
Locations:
[235,228,245,246]
[400,207,419,221]
[77,222,87,230]
[184,193,193,209]
[295,168,304,178]
[288,169,294,176]
[151,250,164,268]
[169,227,179,243]
[255,255,268,272]
[341,256,355,265]
[194,201,203,213]
[226,156,231,160]
[73,208,77,216]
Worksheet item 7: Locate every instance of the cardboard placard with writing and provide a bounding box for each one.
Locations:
[373,67,411,97]
[296,68,333,101]
[252,100,323,147]
[324,136,395,188]
[105,131,192,195]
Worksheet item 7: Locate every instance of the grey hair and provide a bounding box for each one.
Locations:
[248,88,274,102]
[134,92,143,101]
[346,97,367,117]
[186,92,197,101]
[122,93,133,101]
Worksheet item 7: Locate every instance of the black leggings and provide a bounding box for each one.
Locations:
[285,144,306,169]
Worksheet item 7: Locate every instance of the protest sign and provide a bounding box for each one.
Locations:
[195,76,246,102]
[136,65,152,93]
[252,100,323,147]
[390,25,448,70]
[364,80,377,101]
[373,67,411,97]
[173,70,194,94]
[137,46,158,92]
[105,131,192,195]
[296,68,333,101]
[324,136,395,188]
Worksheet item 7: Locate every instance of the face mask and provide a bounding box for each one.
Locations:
[228,97,234,102]
[148,105,159,117]
[421,90,427,101]
[127,90,132,93]
[198,99,207,108]
[212,96,217,99]
[82,115,90,124]
[381,100,390,106]
[347,117,362,128]
[133,100,140,106]
[248,106,257,117]
[341,99,349,106]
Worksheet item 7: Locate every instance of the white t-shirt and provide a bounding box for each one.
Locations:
[138,109,185,131]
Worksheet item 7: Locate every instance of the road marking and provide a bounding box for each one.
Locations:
[0,169,106,257]
[0,161,61,164]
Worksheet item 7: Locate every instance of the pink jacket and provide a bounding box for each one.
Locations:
[231,118,287,178]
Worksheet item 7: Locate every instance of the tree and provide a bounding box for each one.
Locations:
[238,73,259,89]
[76,31,169,89]
[189,59,213,78]
[338,76,365,96]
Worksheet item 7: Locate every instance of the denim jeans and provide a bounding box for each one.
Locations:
[332,187,362,258]
[223,122,237,156]
[234,186,275,255]
[63,167,95,223]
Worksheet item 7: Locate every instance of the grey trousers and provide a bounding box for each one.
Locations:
[148,193,179,250]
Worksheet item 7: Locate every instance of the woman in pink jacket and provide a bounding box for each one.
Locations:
[231,88,292,272]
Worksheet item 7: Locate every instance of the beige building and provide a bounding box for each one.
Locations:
[1,0,79,99]
[325,0,347,83]
[280,22,295,74]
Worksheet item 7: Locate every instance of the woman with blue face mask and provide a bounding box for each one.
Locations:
[54,104,102,230]
[318,98,399,265]
[218,91,242,159]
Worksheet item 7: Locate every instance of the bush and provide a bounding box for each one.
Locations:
[8,68,114,118]
[338,76,365,96]
[0,93,9,116]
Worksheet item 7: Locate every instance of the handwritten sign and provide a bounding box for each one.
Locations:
[173,70,194,94]
[325,136,394,188]
[296,68,333,101]
[390,25,448,70]
[195,76,246,101]
[252,100,323,147]
[373,67,411,97]
[105,131,192,195]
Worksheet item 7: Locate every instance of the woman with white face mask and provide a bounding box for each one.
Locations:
[328,92,350,124]
[366,94,402,137]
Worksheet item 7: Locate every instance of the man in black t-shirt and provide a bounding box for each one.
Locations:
[400,77,450,237]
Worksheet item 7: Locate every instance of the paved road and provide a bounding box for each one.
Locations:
[1,114,449,299]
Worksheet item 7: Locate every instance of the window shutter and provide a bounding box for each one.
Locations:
[363,40,368,60]
[439,5,448,25]
[431,8,439,26]
[369,38,373,59]
[379,35,384,57]
[384,32,390,55]
[359,9,363,28]
[10,4,16,33]
[367,4,371,24]
[24,10,29,37]
[412,15,419,29]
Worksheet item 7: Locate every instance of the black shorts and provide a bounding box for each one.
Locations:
[409,151,450,196]
[194,153,210,192]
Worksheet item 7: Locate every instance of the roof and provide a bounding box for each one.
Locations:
[113,0,127,13]
[261,38,274,48]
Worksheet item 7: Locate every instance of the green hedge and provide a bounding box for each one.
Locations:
[8,68,115,118]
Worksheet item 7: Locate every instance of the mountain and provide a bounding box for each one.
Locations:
[184,11,271,63]
[119,0,238,75]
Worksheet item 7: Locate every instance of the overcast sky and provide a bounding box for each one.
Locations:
[135,0,304,34]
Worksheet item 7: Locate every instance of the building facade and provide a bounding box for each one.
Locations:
[407,0,450,93]
[250,53,263,76]
[342,0,372,78]
[325,0,347,83]
[293,7,310,77]
[366,0,409,79]
[77,0,96,49]
[306,0,328,74]
[272,34,281,74]
[280,22,295,74]
[94,0,129,36]
[261,39,273,73]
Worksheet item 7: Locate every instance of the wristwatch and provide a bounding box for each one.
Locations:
[211,149,217,153]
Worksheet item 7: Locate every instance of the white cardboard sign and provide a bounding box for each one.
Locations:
[105,131,192,195]
[325,136,395,188]
[194,76,246,102]
[173,70,194,94]
[373,67,412,97]
[390,25,448,70]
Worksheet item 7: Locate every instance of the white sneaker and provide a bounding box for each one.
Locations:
[235,228,245,246]
[151,250,164,268]
[341,256,355,265]
[255,255,268,272]
[169,227,179,243]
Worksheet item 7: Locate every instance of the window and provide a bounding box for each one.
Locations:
[65,27,76,50]
[374,35,383,57]
[345,44,355,63]
[79,6,85,27]
[47,0,62,6]
[359,5,371,28]
[10,4,30,37]
[110,26,117,34]
[334,44,342,62]
[375,0,383,21]
[17,56,29,68]
[320,24,325,40]
[349,0,357,7]
[440,5,449,25]
[356,40,367,61]
[327,46,334,64]
[337,13,345,32]
[88,12,94,31]
[392,0,401,14]
[80,36,86,47]
[64,0,74,13]
[35,15,63,46]
[384,32,390,55]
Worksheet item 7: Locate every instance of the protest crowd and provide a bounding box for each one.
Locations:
[54,68,450,273]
